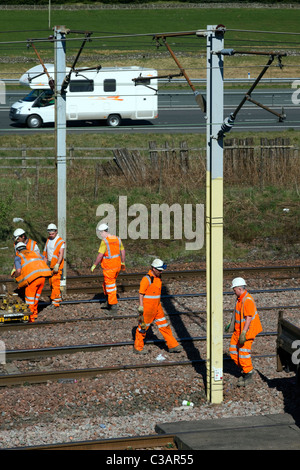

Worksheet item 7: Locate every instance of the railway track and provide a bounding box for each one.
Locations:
[4,330,277,360]
[0,351,275,387]
[0,304,299,331]
[1,265,300,295]
[0,265,298,450]
[0,327,278,387]
[0,266,298,386]
[7,433,178,450]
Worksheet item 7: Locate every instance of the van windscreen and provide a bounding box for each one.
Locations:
[23,89,43,102]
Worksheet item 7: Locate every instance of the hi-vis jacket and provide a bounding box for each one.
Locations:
[140,270,162,309]
[15,249,51,288]
[26,238,38,252]
[100,235,122,270]
[234,290,263,340]
[43,236,65,269]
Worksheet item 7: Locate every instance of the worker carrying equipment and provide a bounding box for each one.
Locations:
[134,259,182,355]
[12,242,51,322]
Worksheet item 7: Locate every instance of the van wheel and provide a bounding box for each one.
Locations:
[27,115,42,128]
[107,114,121,127]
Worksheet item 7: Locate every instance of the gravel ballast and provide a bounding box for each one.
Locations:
[0,269,299,448]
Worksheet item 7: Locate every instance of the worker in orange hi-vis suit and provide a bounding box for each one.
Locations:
[13,228,40,255]
[91,223,125,314]
[42,223,65,308]
[133,259,183,355]
[12,242,51,323]
[227,277,263,387]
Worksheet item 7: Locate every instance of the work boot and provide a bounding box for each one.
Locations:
[168,345,183,353]
[237,370,255,387]
[110,304,118,314]
[101,301,110,310]
[237,373,245,386]
[243,369,255,386]
[49,302,59,308]
[133,347,147,355]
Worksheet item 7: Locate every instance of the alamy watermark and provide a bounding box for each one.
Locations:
[291,80,300,105]
[291,340,300,366]
[96,196,204,251]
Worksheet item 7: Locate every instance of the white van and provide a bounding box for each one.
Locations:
[9,64,158,128]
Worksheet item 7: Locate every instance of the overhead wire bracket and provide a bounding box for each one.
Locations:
[132,72,183,92]
[61,31,93,92]
[26,39,55,91]
[153,32,206,113]
[217,50,287,139]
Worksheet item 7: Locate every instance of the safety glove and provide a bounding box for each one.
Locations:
[139,315,147,330]
[53,263,60,274]
[138,306,146,329]
[225,322,231,332]
[121,262,126,271]
[239,331,246,346]
[91,264,96,273]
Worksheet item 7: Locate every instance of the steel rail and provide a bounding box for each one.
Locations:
[1,304,299,331]
[11,286,295,310]
[6,433,177,451]
[37,286,300,307]
[1,264,300,286]
[0,354,275,388]
[3,331,276,361]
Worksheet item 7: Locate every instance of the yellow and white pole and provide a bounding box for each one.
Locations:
[206,25,225,404]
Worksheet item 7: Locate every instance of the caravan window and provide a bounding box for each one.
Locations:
[104,79,116,92]
[135,78,151,86]
[69,80,94,92]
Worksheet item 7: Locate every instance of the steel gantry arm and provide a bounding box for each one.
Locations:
[61,30,93,92]
[153,32,206,113]
[27,40,55,91]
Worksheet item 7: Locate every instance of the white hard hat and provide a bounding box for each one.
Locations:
[13,228,25,240]
[231,277,247,289]
[151,259,167,271]
[47,223,57,231]
[98,223,109,232]
[15,242,27,251]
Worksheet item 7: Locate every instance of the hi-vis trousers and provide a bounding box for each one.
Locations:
[25,277,45,321]
[134,302,179,352]
[103,267,121,306]
[49,268,62,307]
[229,331,254,374]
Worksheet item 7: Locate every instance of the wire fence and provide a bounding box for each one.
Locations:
[0,138,299,192]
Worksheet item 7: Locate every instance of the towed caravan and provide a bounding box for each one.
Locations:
[9,64,158,128]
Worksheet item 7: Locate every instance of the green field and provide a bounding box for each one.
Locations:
[0,5,300,274]
[0,6,300,66]
[1,6,300,40]
[0,5,299,84]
